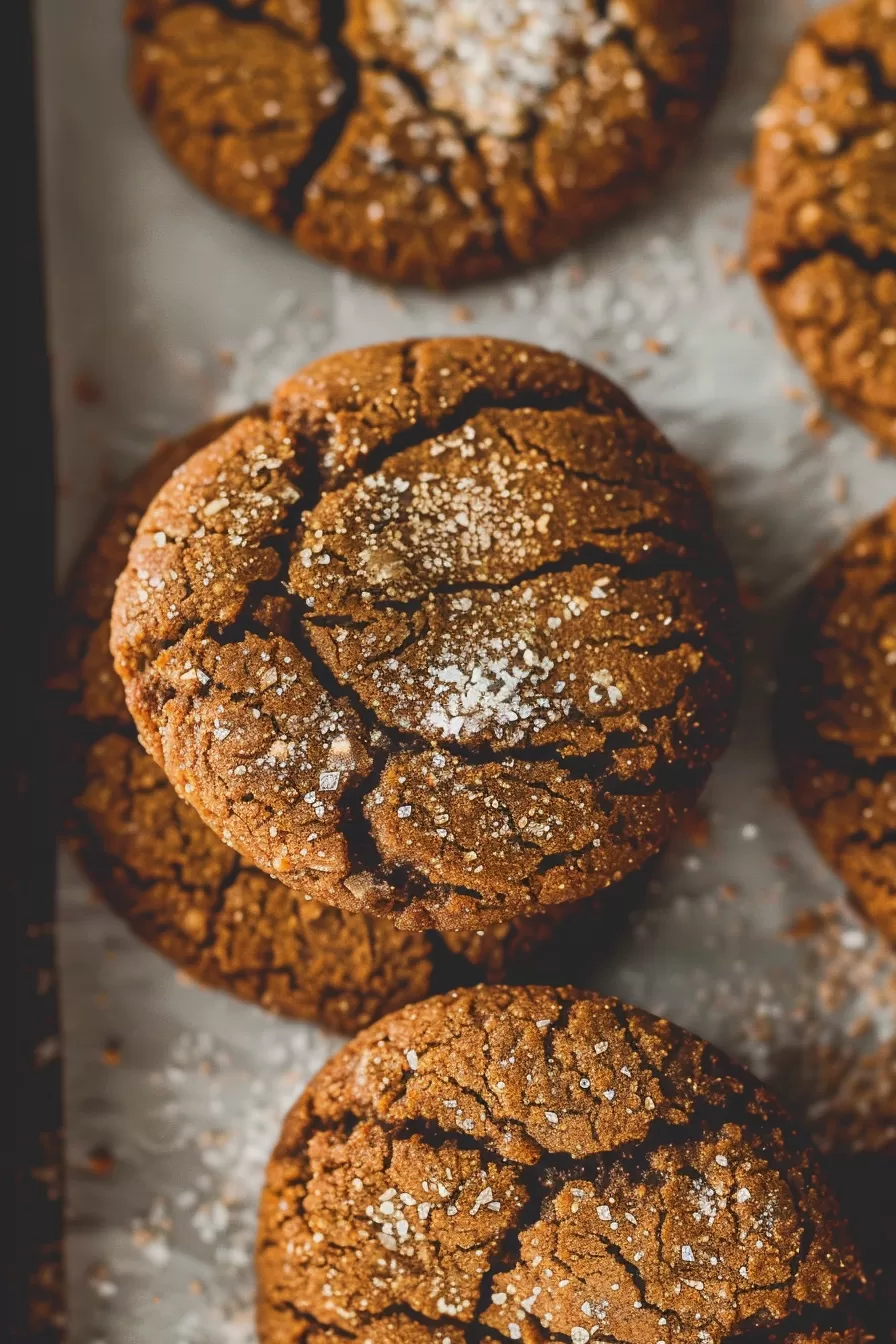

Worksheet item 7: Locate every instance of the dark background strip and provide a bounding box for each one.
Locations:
[10,0,64,1339]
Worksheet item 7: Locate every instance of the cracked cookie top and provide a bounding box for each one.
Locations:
[125,0,729,288]
[256,984,867,1344]
[55,415,583,1032]
[776,503,896,946]
[110,338,741,932]
[749,0,896,450]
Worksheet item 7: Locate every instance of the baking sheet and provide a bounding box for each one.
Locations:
[35,2,895,1340]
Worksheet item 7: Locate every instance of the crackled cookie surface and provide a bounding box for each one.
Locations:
[111,339,740,932]
[57,420,576,1031]
[777,504,896,946]
[256,984,866,1344]
[749,0,896,449]
[126,0,729,287]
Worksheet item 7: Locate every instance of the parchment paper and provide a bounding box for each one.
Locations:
[35,2,896,1339]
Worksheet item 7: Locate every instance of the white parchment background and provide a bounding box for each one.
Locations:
[35,2,895,1340]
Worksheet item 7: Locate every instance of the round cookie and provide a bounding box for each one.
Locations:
[749,0,896,450]
[111,338,741,932]
[55,420,584,1033]
[256,983,867,1344]
[776,504,896,946]
[125,0,729,288]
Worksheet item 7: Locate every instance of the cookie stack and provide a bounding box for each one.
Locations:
[54,0,896,1339]
[59,337,741,1023]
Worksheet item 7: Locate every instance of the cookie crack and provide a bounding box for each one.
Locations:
[274,2,359,232]
[468,1158,569,1336]
[759,235,896,288]
[264,1301,355,1339]
[565,1226,687,1333]
[139,588,710,931]
[814,34,896,105]
[275,1090,855,1344]
[314,537,722,617]
[838,823,896,856]
[782,725,896,790]
[365,58,518,270]
[780,113,896,168]
[594,1,722,119]
[291,369,638,508]
[130,0,313,44]
[490,418,701,498]
[181,600,707,781]
[325,389,637,490]
[605,999,677,1105]
[285,613,391,825]
[131,1,360,232]
[301,582,715,778]
[304,1068,769,1174]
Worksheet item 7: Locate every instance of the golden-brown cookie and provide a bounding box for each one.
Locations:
[776,503,896,946]
[126,0,729,288]
[55,418,587,1033]
[110,338,741,932]
[749,0,896,449]
[256,984,868,1344]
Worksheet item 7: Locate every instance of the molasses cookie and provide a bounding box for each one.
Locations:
[126,1,729,288]
[256,983,867,1344]
[749,0,896,450]
[777,504,896,946]
[55,419,583,1033]
[111,339,741,932]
